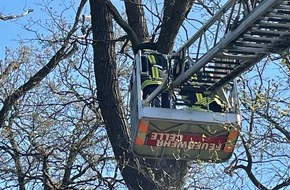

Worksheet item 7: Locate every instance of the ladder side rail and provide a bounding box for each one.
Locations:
[221,79,240,114]
[177,0,238,54]
[143,74,168,106]
[135,51,143,115]
[232,78,240,114]
[225,0,239,33]
[213,15,222,45]
[195,32,203,60]
[251,0,263,10]
[171,0,279,90]
[130,52,143,140]
[203,32,210,51]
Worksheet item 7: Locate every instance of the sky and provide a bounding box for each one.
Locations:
[0,0,39,58]
[0,0,125,59]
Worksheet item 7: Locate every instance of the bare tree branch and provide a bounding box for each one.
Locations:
[0,0,88,126]
[105,0,139,52]
[0,43,77,125]
[0,9,33,21]
[7,126,25,190]
[255,110,290,142]
[234,136,268,190]
[272,177,290,190]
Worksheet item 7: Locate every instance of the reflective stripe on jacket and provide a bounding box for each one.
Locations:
[195,93,223,107]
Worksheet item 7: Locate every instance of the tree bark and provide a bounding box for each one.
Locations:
[157,0,193,53]
[90,1,159,189]
[90,0,194,189]
[124,0,149,42]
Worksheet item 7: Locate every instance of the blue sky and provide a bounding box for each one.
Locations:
[0,0,38,57]
[0,0,125,58]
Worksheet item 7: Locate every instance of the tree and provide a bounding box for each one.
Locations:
[90,0,193,189]
[0,0,289,189]
[89,0,289,189]
[0,1,124,189]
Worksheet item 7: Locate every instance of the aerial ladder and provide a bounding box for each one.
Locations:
[130,0,290,162]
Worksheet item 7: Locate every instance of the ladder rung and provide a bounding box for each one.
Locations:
[268,12,290,19]
[250,29,290,37]
[179,86,209,93]
[190,79,216,84]
[276,1,290,6]
[280,1,290,5]
[264,17,290,23]
[225,45,271,53]
[276,9,290,15]
[212,59,240,64]
[276,4,290,9]
[223,51,257,56]
[230,41,269,48]
[241,36,284,43]
[200,70,229,75]
[205,65,235,70]
[215,53,257,61]
[249,32,280,37]
[194,74,223,80]
[257,21,290,29]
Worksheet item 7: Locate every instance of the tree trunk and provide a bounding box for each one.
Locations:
[90,1,159,189]
[157,0,193,53]
[90,0,193,189]
[125,0,149,42]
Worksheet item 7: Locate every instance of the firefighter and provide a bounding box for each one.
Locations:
[186,92,226,112]
[173,59,226,112]
[136,43,169,107]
